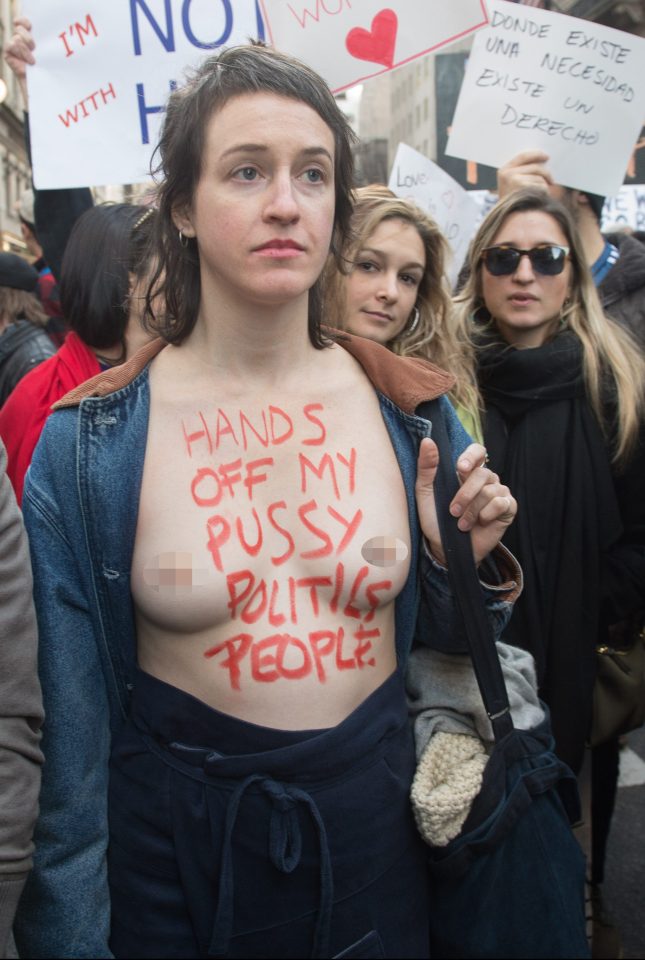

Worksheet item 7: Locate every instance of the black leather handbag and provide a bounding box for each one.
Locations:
[591,620,645,747]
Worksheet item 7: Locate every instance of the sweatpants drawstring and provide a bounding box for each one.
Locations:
[207,774,334,959]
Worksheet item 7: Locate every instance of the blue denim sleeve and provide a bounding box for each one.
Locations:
[416,396,522,653]
[14,422,114,959]
[416,545,520,653]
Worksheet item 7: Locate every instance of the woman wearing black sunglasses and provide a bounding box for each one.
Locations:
[454,187,645,780]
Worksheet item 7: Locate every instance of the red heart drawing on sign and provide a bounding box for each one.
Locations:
[346,9,398,69]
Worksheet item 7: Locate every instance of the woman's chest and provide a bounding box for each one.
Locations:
[131,389,413,635]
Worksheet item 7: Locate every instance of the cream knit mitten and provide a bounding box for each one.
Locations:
[410,731,488,847]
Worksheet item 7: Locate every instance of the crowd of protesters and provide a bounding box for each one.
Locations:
[1,12,644,960]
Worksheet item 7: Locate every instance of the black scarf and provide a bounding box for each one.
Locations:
[477,330,622,772]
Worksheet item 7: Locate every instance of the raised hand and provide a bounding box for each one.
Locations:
[497,149,553,199]
[415,438,516,567]
[4,17,35,109]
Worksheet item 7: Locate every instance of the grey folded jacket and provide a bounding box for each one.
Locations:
[406,642,544,759]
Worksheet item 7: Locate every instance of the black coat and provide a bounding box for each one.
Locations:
[601,232,645,351]
[0,320,55,407]
[477,330,645,773]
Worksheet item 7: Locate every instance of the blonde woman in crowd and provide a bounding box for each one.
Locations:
[453,187,645,780]
[324,187,482,439]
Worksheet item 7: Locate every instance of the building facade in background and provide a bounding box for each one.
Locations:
[0,0,32,256]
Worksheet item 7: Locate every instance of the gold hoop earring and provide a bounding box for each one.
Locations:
[559,297,571,328]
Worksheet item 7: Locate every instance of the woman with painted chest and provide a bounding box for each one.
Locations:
[18,45,519,959]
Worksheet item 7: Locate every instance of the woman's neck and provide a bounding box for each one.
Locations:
[181,290,317,387]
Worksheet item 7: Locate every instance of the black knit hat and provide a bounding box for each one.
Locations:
[582,192,605,225]
[0,253,39,292]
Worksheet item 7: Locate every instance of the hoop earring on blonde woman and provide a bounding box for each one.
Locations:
[178,229,189,248]
[560,297,571,329]
[407,306,420,335]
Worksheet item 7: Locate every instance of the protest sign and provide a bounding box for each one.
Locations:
[446,0,645,196]
[24,1,262,189]
[258,0,488,93]
[388,143,480,284]
[468,183,645,231]
[601,184,645,231]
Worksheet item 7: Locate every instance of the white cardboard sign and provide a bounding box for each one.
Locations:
[446,0,645,196]
[388,143,480,284]
[258,0,489,93]
[25,1,262,189]
[600,185,645,231]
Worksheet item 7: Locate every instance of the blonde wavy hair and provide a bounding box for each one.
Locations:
[323,187,481,426]
[453,188,645,466]
[0,287,48,328]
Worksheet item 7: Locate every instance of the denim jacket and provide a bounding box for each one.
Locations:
[15,336,520,958]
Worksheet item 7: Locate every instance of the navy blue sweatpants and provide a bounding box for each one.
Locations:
[108,669,430,959]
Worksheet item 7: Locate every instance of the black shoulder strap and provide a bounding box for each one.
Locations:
[419,399,513,742]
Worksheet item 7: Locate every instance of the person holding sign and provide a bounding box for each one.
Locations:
[4,17,95,296]
[453,186,645,789]
[497,151,645,923]
[323,187,482,441]
[15,42,521,959]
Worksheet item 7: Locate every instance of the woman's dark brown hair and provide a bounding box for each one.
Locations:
[145,42,356,348]
[60,203,156,352]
